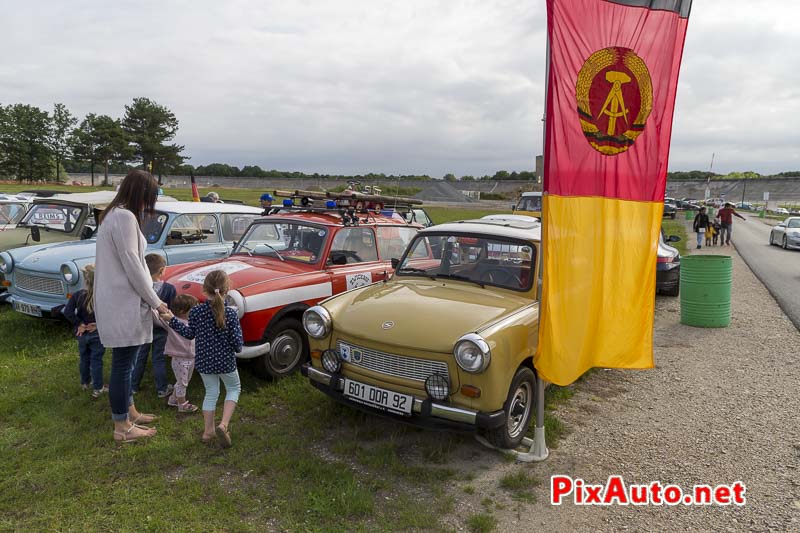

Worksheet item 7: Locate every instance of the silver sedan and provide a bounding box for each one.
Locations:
[769,217,800,250]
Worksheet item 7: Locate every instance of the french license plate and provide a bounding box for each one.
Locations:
[14,301,42,317]
[343,378,413,416]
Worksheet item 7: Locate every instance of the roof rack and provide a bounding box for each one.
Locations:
[273,189,423,208]
[264,204,413,227]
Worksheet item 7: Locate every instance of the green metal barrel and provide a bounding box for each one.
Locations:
[685,209,694,220]
[680,255,732,328]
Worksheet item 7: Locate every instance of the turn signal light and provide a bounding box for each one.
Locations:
[1,280,10,287]
[310,350,322,360]
[460,385,482,398]
[656,256,675,263]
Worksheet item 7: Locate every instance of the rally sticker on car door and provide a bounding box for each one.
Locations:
[346,272,373,290]
[180,261,251,283]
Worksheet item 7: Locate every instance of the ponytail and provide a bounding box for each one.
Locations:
[210,289,226,330]
[203,270,230,330]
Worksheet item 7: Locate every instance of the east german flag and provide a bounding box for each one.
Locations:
[190,173,201,202]
[535,0,691,386]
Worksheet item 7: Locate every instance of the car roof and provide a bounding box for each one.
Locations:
[420,218,541,241]
[154,201,262,215]
[520,191,542,197]
[259,211,417,227]
[0,194,30,202]
[44,191,124,208]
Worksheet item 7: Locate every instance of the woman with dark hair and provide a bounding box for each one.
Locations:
[95,170,170,442]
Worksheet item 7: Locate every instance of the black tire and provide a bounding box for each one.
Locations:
[769,232,774,246]
[252,318,309,379]
[663,283,679,297]
[670,213,676,219]
[783,236,788,250]
[484,367,536,449]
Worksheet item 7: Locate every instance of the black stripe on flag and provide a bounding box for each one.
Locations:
[605,0,692,18]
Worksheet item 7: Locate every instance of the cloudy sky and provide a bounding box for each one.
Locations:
[2,0,798,177]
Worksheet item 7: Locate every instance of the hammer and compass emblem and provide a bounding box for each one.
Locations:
[575,47,653,156]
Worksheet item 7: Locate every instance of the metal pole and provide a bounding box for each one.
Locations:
[524,31,550,463]
[741,178,746,206]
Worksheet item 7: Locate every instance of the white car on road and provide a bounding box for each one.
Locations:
[769,217,800,250]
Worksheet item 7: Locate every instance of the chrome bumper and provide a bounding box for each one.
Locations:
[304,365,504,429]
[236,341,271,359]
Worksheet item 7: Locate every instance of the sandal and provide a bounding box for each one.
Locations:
[201,434,215,444]
[113,424,155,443]
[178,402,198,413]
[131,413,159,425]
[215,424,232,449]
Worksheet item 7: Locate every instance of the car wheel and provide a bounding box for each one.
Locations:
[664,283,679,297]
[484,367,536,449]
[769,232,774,246]
[670,213,676,219]
[783,236,788,250]
[253,318,308,379]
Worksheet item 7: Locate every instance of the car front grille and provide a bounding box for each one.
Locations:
[15,271,64,295]
[337,340,449,382]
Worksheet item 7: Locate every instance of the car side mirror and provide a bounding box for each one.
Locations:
[511,205,517,212]
[31,226,40,242]
[667,235,681,243]
[80,226,94,240]
[391,258,399,269]
[777,223,786,228]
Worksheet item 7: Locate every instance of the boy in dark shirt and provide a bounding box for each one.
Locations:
[131,254,177,398]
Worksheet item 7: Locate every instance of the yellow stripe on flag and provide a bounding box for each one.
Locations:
[535,195,662,386]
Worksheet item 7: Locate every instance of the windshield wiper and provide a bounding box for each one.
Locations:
[259,242,286,262]
[398,266,427,273]
[433,273,485,289]
[237,243,254,257]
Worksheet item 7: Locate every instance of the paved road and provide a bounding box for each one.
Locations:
[730,214,800,329]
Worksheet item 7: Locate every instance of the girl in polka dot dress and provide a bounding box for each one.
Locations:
[163,270,243,448]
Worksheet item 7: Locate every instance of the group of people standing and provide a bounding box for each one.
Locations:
[692,202,747,249]
[66,170,245,445]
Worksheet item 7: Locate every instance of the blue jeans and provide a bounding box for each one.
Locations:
[131,328,169,394]
[696,231,704,248]
[200,371,241,411]
[78,331,105,390]
[109,344,146,422]
[720,223,732,244]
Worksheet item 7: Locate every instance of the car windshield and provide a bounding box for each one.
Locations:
[516,195,542,212]
[235,221,328,264]
[398,233,536,292]
[787,219,800,229]
[20,203,84,232]
[0,203,26,225]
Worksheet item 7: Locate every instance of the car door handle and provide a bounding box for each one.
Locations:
[214,250,228,255]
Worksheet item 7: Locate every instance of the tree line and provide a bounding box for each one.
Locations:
[0,98,185,185]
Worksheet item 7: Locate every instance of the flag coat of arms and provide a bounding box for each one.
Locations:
[535,0,691,386]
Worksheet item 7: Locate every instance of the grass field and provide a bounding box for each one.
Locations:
[1,188,577,531]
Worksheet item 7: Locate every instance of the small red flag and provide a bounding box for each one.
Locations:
[190,174,200,202]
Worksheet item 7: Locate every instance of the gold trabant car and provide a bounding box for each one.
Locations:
[301,216,540,448]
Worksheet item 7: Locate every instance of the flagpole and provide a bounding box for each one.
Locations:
[522,32,551,463]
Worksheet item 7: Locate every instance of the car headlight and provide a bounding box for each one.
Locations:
[0,252,13,274]
[454,333,491,373]
[303,305,332,339]
[224,290,246,319]
[60,263,80,285]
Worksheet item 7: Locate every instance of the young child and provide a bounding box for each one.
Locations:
[705,222,716,247]
[63,265,107,398]
[712,220,722,246]
[153,294,200,413]
[132,254,177,398]
[162,270,243,448]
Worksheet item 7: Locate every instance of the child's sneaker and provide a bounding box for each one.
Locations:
[157,384,174,398]
[177,402,198,413]
[167,394,179,407]
[81,383,91,391]
[91,385,109,399]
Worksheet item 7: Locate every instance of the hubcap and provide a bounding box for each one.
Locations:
[506,382,533,439]
[270,330,303,372]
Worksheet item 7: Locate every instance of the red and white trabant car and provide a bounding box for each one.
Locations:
[163,208,423,378]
